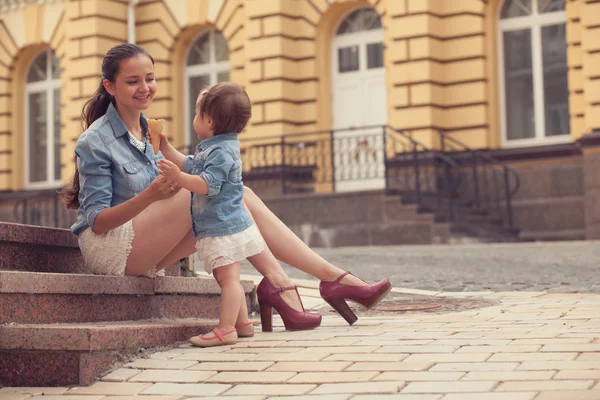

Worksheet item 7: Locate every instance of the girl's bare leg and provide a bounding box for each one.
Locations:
[125,189,193,276]
[212,262,243,332]
[243,187,367,286]
[236,284,250,326]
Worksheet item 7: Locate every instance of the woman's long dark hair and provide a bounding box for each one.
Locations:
[63,43,154,210]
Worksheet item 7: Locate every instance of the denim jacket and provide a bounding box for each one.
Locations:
[183,133,252,239]
[71,102,162,235]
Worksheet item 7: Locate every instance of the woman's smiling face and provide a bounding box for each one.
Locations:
[103,54,156,112]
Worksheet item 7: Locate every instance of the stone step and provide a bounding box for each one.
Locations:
[0,318,221,387]
[0,271,256,324]
[0,222,184,275]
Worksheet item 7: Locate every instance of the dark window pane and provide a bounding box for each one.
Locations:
[188,74,210,145]
[27,51,48,83]
[51,51,61,79]
[501,0,532,18]
[29,92,48,183]
[541,24,569,136]
[217,71,230,82]
[539,0,565,13]
[54,89,61,180]
[338,46,359,73]
[336,8,382,35]
[214,31,229,62]
[367,42,384,69]
[187,32,210,65]
[504,29,535,140]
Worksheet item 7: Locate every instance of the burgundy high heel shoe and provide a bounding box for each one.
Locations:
[256,278,322,331]
[320,271,392,325]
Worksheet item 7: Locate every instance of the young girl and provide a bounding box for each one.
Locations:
[158,83,321,347]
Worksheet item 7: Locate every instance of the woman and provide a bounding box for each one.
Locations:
[64,43,391,328]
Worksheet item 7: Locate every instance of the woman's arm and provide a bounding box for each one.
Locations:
[76,133,178,236]
[91,179,169,235]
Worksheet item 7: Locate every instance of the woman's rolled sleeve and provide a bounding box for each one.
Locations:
[75,135,113,231]
[199,148,234,199]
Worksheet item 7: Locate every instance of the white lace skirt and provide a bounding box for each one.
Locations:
[196,223,265,274]
[78,220,162,277]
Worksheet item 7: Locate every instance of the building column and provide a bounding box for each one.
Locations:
[579,131,600,239]
[581,0,600,133]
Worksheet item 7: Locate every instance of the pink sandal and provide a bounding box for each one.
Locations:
[235,321,255,338]
[189,328,238,347]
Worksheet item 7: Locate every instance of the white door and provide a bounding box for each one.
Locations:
[332,9,386,193]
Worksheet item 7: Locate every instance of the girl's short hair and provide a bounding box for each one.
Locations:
[197,82,251,134]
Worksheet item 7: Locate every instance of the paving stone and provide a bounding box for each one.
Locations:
[323,353,410,362]
[510,338,593,345]
[376,346,459,354]
[247,352,328,361]
[222,384,316,396]
[456,345,541,353]
[67,382,152,396]
[207,371,296,383]
[440,394,536,400]
[577,353,600,361]
[496,380,594,391]
[554,370,600,379]
[432,340,511,346]
[346,362,433,371]
[129,369,217,383]
[534,392,600,400]
[488,352,578,362]
[186,397,265,400]
[98,397,183,400]
[352,396,442,400]
[374,372,465,381]
[187,361,273,371]
[141,383,231,396]
[288,371,379,384]
[274,339,361,347]
[517,361,600,370]
[27,397,105,400]
[310,381,405,395]
[0,395,31,400]
[265,396,350,400]
[403,353,492,363]
[265,361,352,371]
[462,370,555,380]
[541,344,600,352]
[124,359,198,370]
[231,341,287,348]
[402,381,497,393]
[149,351,185,359]
[173,352,255,361]
[101,368,142,382]
[298,346,380,354]
[429,363,518,372]
[226,347,305,353]
[0,389,68,396]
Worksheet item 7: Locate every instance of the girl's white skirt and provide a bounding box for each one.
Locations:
[196,223,265,274]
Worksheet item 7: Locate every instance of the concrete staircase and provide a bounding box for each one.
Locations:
[0,222,257,387]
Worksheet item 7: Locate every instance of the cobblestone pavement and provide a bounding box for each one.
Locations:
[5,281,600,400]
[240,241,600,293]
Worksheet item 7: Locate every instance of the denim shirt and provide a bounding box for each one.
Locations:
[71,102,163,235]
[183,133,252,239]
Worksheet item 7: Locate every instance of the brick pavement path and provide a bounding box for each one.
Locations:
[2,277,600,400]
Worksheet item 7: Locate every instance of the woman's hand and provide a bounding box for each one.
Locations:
[158,159,181,182]
[146,175,180,201]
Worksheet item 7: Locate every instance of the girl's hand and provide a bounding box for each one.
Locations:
[158,159,181,182]
[148,129,171,153]
[146,175,180,201]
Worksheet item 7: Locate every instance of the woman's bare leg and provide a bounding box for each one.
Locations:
[156,229,196,270]
[243,187,366,286]
[125,189,193,275]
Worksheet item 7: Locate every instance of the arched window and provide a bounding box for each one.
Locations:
[185,30,230,146]
[498,0,569,146]
[25,48,62,187]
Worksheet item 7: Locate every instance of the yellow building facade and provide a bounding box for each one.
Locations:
[0,0,598,202]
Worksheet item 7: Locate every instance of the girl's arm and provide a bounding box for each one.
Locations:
[158,159,208,195]
[151,131,187,170]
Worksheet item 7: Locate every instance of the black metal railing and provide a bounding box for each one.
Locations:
[437,130,520,229]
[4,126,519,234]
[4,188,76,229]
